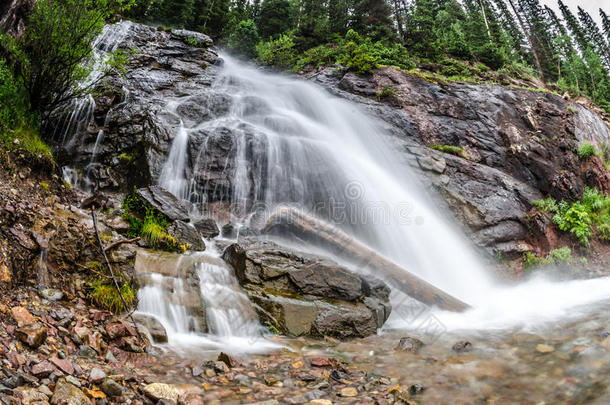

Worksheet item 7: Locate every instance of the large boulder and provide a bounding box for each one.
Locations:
[168,220,206,251]
[136,186,190,222]
[222,239,391,338]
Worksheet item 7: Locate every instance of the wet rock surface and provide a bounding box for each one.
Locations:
[222,239,391,338]
[314,67,610,262]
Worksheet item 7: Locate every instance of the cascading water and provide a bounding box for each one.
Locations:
[55,21,133,190]
[135,246,277,352]
[156,53,610,334]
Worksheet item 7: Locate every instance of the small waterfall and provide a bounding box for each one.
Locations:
[135,247,274,352]
[57,21,133,190]
[196,255,262,337]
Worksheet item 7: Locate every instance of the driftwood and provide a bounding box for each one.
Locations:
[90,208,144,342]
[104,237,141,253]
[263,206,470,312]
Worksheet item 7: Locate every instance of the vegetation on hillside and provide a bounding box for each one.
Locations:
[125,0,610,113]
[0,0,131,162]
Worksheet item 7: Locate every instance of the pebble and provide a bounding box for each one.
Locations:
[66,375,81,387]
[537,344,555,353]
[339,387,358,397]
[89,368,107,384]
[100,378,123,397]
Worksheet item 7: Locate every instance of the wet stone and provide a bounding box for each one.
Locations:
[452,341,473,353]
[396,337,424,354]
[100,378,123,397]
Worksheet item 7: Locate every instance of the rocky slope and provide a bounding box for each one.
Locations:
[55,20,610,271]
[315,68,610,263]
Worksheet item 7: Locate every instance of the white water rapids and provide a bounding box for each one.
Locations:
[155,54,610,338]
[60,22,610,350]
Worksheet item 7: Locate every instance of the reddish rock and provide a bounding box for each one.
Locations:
[50,357,75,375]
[105,321,135,340]
[32,360,57,376]
[15,325,47,348]
[310,357,333,368]
[11,306,36,327]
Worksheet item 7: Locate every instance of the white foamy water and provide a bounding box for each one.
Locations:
[154,54,610,336]
[135,247,279,353]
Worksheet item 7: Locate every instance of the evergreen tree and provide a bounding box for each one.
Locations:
[490,0,528,63]
[518,0,558,80]
[558,0,589,55]
[296,0,330,49]
[601,9,610,45]
[351,0,396,42]
[404,0,439,59]
[577,7,610,68]
[328,0,352,35]
[257,0,295,39]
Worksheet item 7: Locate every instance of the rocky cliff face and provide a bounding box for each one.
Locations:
[55,21,610,267]
[315,68,610,262]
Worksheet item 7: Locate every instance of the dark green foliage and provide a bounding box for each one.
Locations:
[577,142,597,160]
[227,19,260,58]
[257,0,294,39]
[538,188,610,248]
[1,0,123,116]
[256,34,297,69]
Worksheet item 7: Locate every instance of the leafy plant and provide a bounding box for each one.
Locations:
[257,34,297,69]
[553,201,592,247]
[577,142,597,160]
[532,197,559,213]
[524,247,572,270]
[90,279,135,313]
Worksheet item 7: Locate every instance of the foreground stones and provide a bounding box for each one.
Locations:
[222,239,391,338]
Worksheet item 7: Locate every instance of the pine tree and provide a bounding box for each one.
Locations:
[490,0,528,63]
[558,0,590,55]
[577,7,610,68]
[601,9,610,44]
[404,0,439,59]
[296,0,330,49]
[351,0,396,42]
[505,0,544,78]
[257,0,295,39]
[518,0,558,79]
[329,0,352,35]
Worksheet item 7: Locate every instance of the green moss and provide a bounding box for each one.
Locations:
[118,152,136,163]
[429,144,467,158]
[577,142,596,160]
[39,181,49,191]
[90,279,135,313]
[377,84,396,99]
[121,189,181,252]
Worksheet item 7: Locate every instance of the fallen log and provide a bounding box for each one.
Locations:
[263,206,470,312]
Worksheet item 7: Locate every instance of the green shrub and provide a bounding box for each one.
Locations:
[257,34,296,69]
[227,19,260,58]
[341,41,377,75]
[553,201,592,247]
[90,279,135,313]
[532,197,559,213]
[524,247,572,270]
[577,142,597,160]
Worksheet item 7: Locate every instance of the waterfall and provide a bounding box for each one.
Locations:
[155,53,610,334]
[57,21,133,190]
[135,246,277,352]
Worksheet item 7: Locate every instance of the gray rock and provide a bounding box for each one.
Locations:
[77,345,97,359]
[100,378,123,397]
[65,376,81,388]
[224,239,392,339]
[221,223,236,238]
[88,368,106,384]
[396,336,424,353]
[168,220,205,251]
[136,186,190,222]
[193,218,219,238]
[39,288,64,301]
[132,314,168,343]
[50,379,90,405]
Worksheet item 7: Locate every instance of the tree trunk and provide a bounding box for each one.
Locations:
[507,0,545,80]
[263,206,471,313]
